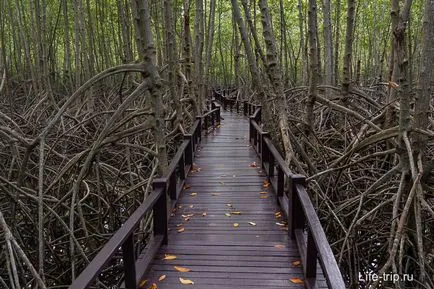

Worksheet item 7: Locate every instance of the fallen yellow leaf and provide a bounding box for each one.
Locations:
[174,266,191,272]
[292,260,301,267]
[233,223,239,227]
[276,222,285,226]
[190,192,197,196]
[179,277,194,285]
[274,244,285,249]
[260,195,269,199]
[148,283,157,289]
[231,211,241,215]
[158,275,166,281]
[225,213,231,217]
[183,184,192,190]
[139,279,148,288]
[226,204,232,207]
[202,212,207,216]
[290,278,304,284]
[163,254,177,260]
[189,205,194,208]
[211,192,221,196]
[249,161,257,167]
[259,191,268,194]
[249,222,256,226]
[263,180,270,188]
[177,227,185,233]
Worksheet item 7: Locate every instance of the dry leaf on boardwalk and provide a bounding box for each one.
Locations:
[183,184,192,190]
[249,222,256,226]
[158,275,166,281]
[174,266,192,272]
[163,254,177,260]
[179,277,194,285]
[233,223,239,227]
[177,227,185,233]
[225,213,231,217]
[292,260,301,267]
[139,279,148,288]
[274,244,285,249]
[202,212,207,216]
[190,192,197,196]
[231,211,241,215]
[249,161,257,167]
[148,283,157,289]
[290,278,304,284]
[263,180,270,188]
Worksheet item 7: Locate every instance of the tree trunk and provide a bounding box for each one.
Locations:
[306,0,319,132]
[258,0,301,170]
[342,0,356,96]
[322,0,334,86]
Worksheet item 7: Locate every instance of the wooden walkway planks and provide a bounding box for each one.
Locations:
[143,110,327,289]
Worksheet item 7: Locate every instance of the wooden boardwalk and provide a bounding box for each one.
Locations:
[143,110,328,288]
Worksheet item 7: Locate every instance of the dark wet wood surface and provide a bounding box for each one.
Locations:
[143,111,327,288]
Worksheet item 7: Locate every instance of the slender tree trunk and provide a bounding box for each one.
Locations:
[334,0,341,85]
[194,0,205,111]
[258,0,301,170]
[230,0,261,85]
[322,0,334,86]
[306,0,319,132]
[342,0,356,96]
[163,0,183,132]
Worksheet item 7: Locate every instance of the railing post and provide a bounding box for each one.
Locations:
[268,152,274,177]
[288,175,306,239]
[216,106,221,124]
[249,117,254,144]
[153,178,168,244]
[305,227,318,278]
[196,116,202,144]
[276,166,284,199]
[260,132,270,168]
[236,101,239,113]
[122,234,137,289]
[243,102,247,116]
[179,153,186,180]
[256,105,262,123]
[184,134,193,167]
[168,173,177,200]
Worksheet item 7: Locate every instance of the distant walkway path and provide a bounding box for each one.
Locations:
[143,110,327,288]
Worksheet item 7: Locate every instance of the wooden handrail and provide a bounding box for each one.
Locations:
[216,91,345,289]
[69,106,221,289]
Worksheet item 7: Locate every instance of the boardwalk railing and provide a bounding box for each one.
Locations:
[217,91,345,289]
[69,105,221,289]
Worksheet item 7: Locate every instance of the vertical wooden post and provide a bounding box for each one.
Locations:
[260,132,269,168]
[184,134,193,167]
[153,178,168,244]
[277,167,284,199]
[288,175,306,239]
[122,234,137,289]
[243,102,247,115]
[196,116,202,144]
[179,153,186,180]
[216,107,221,124]
[305,227,318,277]
[168,173,177,200]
